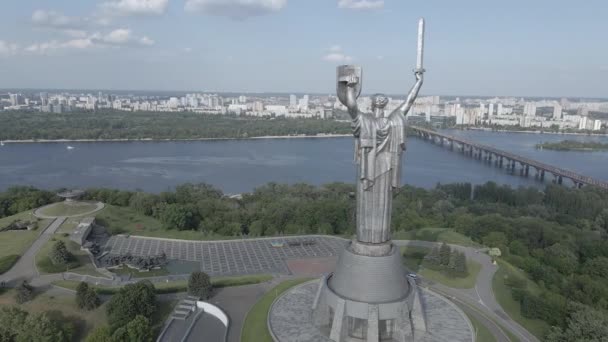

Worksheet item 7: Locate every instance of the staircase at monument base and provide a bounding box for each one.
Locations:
[171,295,199,320]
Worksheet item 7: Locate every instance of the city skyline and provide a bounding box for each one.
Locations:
[1,0,607,97]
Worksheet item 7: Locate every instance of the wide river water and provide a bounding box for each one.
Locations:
[1,130,607,193]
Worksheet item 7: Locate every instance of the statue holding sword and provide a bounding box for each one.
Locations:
[336,18,426,246]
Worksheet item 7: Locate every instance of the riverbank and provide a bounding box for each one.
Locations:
[465,127,608,136]
[535,140,608,151]
[0,133,351,144]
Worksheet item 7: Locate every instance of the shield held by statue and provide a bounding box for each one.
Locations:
[336,65,362,104]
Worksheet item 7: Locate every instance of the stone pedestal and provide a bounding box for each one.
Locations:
[312,241,427,342]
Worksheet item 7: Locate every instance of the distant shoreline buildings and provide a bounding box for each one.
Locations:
[1,91,606,131]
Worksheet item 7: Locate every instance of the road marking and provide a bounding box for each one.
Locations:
[475,285,487,307]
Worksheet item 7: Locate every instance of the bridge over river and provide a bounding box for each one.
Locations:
[410,126,608,190]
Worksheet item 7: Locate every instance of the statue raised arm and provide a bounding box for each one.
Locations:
[389,70,424,119]
[336,65,362,119]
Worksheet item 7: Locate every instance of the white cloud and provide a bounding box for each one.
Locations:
[32,10,86,28]
[25,39,94,54]
[329,45,342,53]
[103,29,132,44]
[323,52,353,63]
[376,55,384,60]
[322,45,353,63]
[185,0,286,20]
[24,28,154,55]
[338,0,384,10]
[139,36,155,46]
[184,47,193,52]
[0,41,19,57]
[100,0,169,16]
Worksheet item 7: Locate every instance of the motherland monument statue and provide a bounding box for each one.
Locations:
[311,18,429,341]
[268,18,475,342]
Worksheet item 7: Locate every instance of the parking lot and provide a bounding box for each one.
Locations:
[101,235,347,276]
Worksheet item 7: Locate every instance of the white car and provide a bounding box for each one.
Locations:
[407,273,418,279]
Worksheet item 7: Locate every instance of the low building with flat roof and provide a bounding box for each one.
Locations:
[70,217,95,246]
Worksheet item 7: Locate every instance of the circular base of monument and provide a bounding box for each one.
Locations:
[268,280,475,342]
[328,243,410,304]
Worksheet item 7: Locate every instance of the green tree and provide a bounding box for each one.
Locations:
[15,281,33,304]
[16,312,72,342]
[159,204,197,230]
[545,304,608,342]
[76,282,100,311]
[106,281,156,331]
[0,307,28,341]
[85,326,112,342]
[188,271,212,299]
[482,231,507,248]
[439,242,451,266]
[423,247,441,266]
[454,251,468,276]
[49,240,71,266]
[124,315,153,342]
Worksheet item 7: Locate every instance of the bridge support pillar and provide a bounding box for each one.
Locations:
[558,176,563,185]
[524,165,529,176]
[540,170,545,181]
[499,157,503,167]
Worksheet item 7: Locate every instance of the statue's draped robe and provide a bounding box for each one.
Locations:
[352,112,407,244]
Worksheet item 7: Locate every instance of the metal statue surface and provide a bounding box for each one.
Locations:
[337,18,425,245]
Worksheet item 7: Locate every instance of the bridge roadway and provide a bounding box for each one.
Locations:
[410,126,608,190]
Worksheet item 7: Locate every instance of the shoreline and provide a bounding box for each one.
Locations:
[463,127,608,137]
[0,134,352,144]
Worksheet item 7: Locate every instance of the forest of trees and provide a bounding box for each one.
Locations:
[0,110,351,141]
[536,139,608,151]
[2,181,608,338]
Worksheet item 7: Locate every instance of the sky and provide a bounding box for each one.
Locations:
[0,0,607,98]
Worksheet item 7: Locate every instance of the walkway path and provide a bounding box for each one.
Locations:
[0,217,65,286]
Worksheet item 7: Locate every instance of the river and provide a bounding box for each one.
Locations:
[0,130,607,193]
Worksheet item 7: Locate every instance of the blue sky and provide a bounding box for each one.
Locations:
[0,0,607,97]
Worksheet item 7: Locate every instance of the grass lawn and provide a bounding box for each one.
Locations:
[94,204,164,236]
[110,265,169,278]
[0,288,108,341]
[465,311,496,342]
[56,218,80,234]
[419,260,481,289]
[241,278,312,342]
[492,259,550,339]
[53,274,274,295]
[393,228,480,247]
[401,245,481,289]
[35,236,105,276]
[0,211,53,274]
[0,211,51,256]
[38,202,99,217]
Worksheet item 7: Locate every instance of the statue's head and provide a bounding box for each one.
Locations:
[371,93,389,117]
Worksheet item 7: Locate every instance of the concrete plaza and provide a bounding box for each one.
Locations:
[100,235,347,276]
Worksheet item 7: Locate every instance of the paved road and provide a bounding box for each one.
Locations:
[0,217,65,286]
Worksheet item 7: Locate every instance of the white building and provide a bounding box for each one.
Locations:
[265,105,288,116]
[497,103,503,116]
[523,102,537,116]
[579,116,589,130]
[488,103,494,116]
[552,104,562,120]
[593,120,602,131]
[289,95,297,108]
